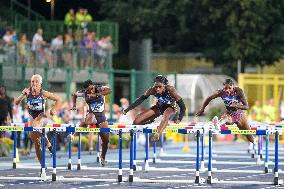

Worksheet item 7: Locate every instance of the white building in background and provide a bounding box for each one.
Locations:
[167,74,236,114]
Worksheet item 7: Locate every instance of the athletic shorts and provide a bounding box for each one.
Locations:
[151,103,177,115]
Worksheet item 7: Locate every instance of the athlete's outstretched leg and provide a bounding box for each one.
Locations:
[85,113,96,152]
[157,108,175,134]
[133,108,159,125]
[98,121,109,165]
[237,115,255,143]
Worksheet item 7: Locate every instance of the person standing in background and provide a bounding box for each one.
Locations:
[263,99,276,122]
[250,100,263,122]
[0,85,13,142]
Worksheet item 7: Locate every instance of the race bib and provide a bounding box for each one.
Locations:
[28,98,44,111]
[90,101,104,112]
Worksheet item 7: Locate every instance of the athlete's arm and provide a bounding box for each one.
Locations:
[124,88,154,113]
[43,90,62,116]
[195,90,221,116]
[235,87,249,110]
[88,86,112,97]
[71,90,84,110]
[167,86,186,122]
[15,88,29,105]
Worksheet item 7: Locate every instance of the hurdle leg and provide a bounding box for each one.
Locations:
[41,128,47,180]
[129,129,134,182]
[207,130,213,184]
[274,131,279,185]
[153,141,156,164]
[118,129,123,182]
[200,128,205,172]
[145,128,149,172]
[52,130,57,181]
[13,131,17,169]
[160,133,164,154]
[260,136,263,159]
[68,136,72,170]
[77,133,81,170]
[195,131,200,184]
[133,131,137,171]
[256,135,262,164]
[97,134,100,163]
[265,134,269,173]
[251,142,256,158]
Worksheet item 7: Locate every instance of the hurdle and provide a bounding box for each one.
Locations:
[206,129,283,185]
[0,125,206,184]
[1,123,284,185]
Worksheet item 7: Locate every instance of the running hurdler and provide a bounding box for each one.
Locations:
[123,75,186,141]
[15,74,62,172]
[70,80,111,166]
[195,78,255,143]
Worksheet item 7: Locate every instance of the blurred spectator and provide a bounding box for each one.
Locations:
[11,29,18,44]
[97,36,113,69]
[22,107,32,156]
[63,33,74,67]
[2,29,13,46]
[112,103,121,122]
[82,9,93,34]
[281,100,284,121]
[250,100,262,121]
[263,99,276,122]
[2,29,16,64]
[51,34,64,67]
[118,98,136,124]
[31,28,46,65]
[17,34,30,64]
[80,32,97,68]
[75,8,85,28]
[64,9,76,34]
[12,99,23,148]
[0,85,13,142]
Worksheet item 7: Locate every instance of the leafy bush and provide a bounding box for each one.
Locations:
[0,138,13,157]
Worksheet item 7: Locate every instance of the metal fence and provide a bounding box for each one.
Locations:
[0,43,113,70]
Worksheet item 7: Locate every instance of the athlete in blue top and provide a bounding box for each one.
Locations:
[71,80,112,166]
[15,74,62,170]
[195,78,255,143]
[123,75,186,141]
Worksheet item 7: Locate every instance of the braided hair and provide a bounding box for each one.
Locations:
[223,78,234,86]
[153,75,168,85]
[83,80,93,89]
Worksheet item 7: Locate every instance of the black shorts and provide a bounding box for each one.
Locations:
[151,103,177,115]
[93,112,107,127]
[0,118,5,137]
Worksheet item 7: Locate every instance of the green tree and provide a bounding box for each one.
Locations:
[99,0,284,74]
[196,0,284,72]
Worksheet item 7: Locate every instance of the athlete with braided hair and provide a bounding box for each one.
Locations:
[195,78,256,143]
[123,75,186,141]
[69,79,111,166]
